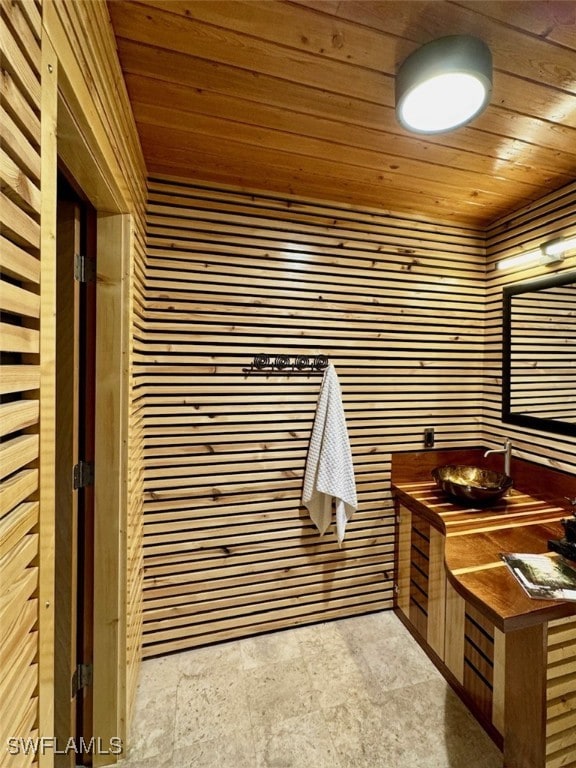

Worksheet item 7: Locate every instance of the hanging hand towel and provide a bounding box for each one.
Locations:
[302,363,357,544]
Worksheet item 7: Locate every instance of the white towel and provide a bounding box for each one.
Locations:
[302,363,357,544]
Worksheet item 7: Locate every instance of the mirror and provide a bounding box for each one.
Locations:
[503,270,576,437]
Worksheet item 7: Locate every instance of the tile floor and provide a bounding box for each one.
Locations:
[119,611,503,768]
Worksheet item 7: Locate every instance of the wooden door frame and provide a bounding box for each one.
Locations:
[41,45,133,767]
[60,95,132,765]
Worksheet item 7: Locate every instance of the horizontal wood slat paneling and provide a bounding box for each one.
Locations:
[547,616,576,768]
[0,236,41,283]
[0,366,40,396]
[141,177,486,656]
[0,107,41,183]
[484,181,576,472]
[0,0,42,757]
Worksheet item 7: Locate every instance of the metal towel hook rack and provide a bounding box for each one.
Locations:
[242,354,329,374]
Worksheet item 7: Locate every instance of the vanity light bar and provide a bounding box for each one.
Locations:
[497,235,576,271]
[496,248,542,271]
[542,236,576,257]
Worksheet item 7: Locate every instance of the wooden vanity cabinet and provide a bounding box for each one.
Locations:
[394,496,576,768]
[396,503,503,742]
[396,504,446,658]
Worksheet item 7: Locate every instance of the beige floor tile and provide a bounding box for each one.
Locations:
[117,751,173,768]
[120,611,503,768]
[244,657,317,725]
[239,627,304,670]
[296,619,355,659]
[304,645,373,709]
[177,638,243,675]
[338,610,408,645]
[339,611,422,663]
[172,727,256,768]
[391,680,501,767]
[252,710,344,768]
[358,632,444,696]
[136,652,182,695]
[322,693,406,767]
[126,685,177,761]
[173,667,250,747]
[323,677,501,768]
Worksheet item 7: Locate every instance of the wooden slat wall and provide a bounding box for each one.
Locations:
[485,181,576,471]
[141,176,486,656]
[127,236,146,725]
[126,257,145,730]
[0,0,42,760]
[546,615,576,768]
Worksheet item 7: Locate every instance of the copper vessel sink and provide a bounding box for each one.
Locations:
[432,464,513,506]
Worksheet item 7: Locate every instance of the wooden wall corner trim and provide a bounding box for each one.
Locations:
[92,212,131,763]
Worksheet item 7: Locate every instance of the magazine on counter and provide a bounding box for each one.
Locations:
[500,552,576,601]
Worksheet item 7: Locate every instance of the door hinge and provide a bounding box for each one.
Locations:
[72,663,93,697]
[74,253,95,283]
[73,461,94,489]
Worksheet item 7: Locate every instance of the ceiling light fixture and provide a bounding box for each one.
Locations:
[396,35,492,134]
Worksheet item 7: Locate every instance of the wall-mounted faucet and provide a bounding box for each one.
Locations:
[483,439,512,477]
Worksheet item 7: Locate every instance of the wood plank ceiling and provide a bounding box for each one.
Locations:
[108,0,576,226]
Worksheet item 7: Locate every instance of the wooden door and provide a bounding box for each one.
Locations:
[55,197,81,767]
[76,201,96,763]
[54,177,96,766]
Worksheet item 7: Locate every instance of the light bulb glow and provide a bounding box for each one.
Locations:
[395,36,492,135]
[543,236,576,256]
[399,73,487,133]
[496,249,543,271]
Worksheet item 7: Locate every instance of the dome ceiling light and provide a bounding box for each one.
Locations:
[395,35,493,134]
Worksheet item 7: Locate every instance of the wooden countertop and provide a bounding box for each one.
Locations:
[393,479,576,632]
